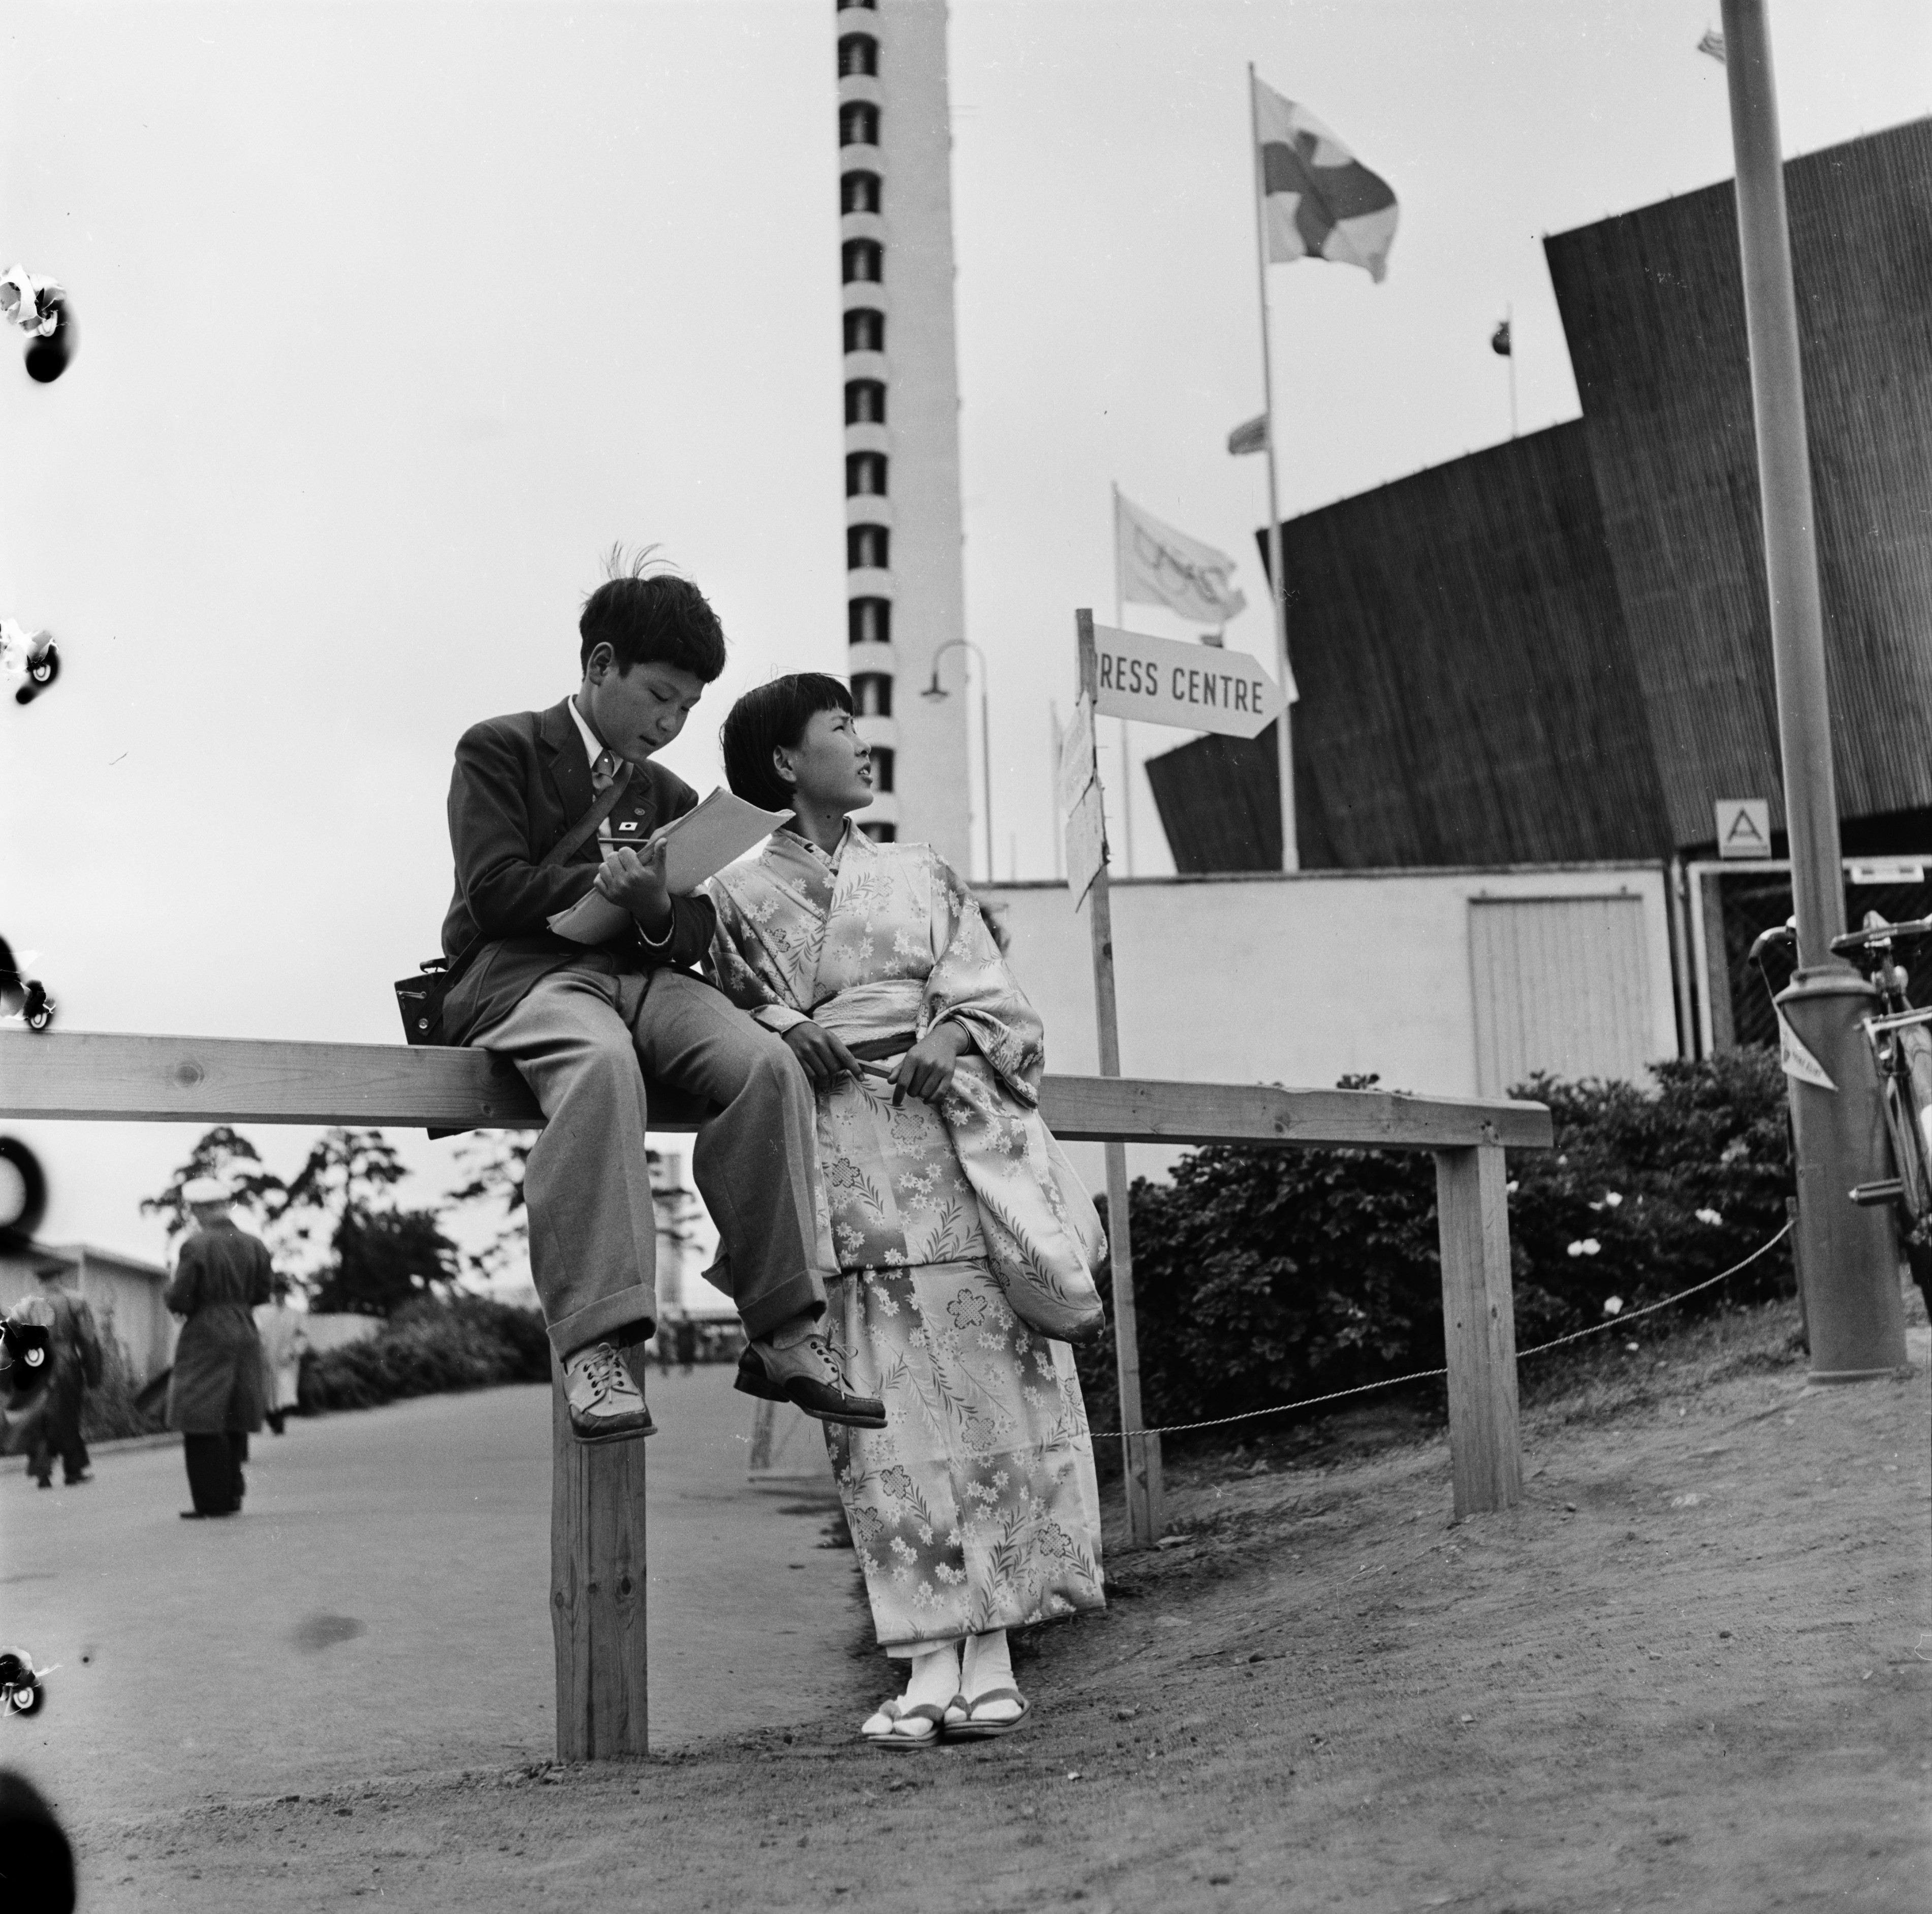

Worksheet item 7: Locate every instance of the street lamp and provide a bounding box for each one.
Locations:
[922,638,996,883]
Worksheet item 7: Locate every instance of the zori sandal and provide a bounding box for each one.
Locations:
[860,1698,946,1750]
[946,1688,1031,1740]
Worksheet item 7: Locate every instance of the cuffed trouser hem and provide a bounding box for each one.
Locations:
[548,1282,657,1363]
[734,1267,830,1345]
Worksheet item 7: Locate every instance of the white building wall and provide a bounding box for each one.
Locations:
[979,864,1682,1185]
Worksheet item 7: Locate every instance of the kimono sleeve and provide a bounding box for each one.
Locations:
[921,852,1047,1105]
[703,878,811,1034]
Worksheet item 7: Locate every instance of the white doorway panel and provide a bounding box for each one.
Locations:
[1469,894,1656,1097]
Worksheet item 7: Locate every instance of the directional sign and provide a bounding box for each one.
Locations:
[1090,623,1285,739]
[1715,797,1772,860]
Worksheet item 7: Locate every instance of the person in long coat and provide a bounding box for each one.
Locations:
[165,1178,273,1518]
[253,1275,307,1435]
[23,1258,103,1489]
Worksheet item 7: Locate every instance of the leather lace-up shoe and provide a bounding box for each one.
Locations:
[563,1341,657,1445]
[735,1334,886,1429]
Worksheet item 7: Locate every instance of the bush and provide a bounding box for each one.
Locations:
[300,1295,550,1413]
[79,1305,167,1444]
[1074,1052,1796,1440]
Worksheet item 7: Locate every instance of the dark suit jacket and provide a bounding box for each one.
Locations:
[438,699,715,1045]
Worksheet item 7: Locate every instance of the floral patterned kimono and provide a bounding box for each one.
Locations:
[706,824,1106,1652]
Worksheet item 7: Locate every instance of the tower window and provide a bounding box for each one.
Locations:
[841,171,880,215]
[861,821,897,843]
[841,239,883,285]
[847,523,890,570]
[848,599,892,646]
[845,451,888,496]
[845,379,886,426]
[852,673,893,717]
[836,0,877,10]
[843,308,884,354]
[837,34,878,76]
[868,746,896,794]
[839,101,879,147]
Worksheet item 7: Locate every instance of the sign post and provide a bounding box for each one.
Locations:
[1068,609,1161,1548]
[1060,612,1287,1547]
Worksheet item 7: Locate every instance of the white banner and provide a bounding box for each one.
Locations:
[1090,624,1285,739]
[1064,778,1107,912]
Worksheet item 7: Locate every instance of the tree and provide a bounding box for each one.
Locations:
[311,1206,462,1316]
[143,1125,468,1314]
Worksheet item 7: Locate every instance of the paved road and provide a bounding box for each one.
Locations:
[0,1366,860,1830]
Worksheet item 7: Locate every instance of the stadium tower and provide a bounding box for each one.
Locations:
[836,0,972,867]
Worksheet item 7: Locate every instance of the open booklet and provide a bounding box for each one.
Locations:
[546,788,790,946]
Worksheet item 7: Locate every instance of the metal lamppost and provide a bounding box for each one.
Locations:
[1719,0,1906,1378]
[922,638,996,883]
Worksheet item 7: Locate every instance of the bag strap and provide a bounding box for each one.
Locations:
[440,760,638,978]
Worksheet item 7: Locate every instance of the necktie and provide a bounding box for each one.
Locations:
[591,749,621,792]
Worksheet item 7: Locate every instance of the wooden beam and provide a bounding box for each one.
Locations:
[1433,1144,1523,1518]
[550,1357,649,1760]
[0,1033,1552,1151]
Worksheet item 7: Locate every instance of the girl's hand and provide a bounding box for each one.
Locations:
[782,1021,864,1087]
[595,836,673,937]
[891,1022,970,1107]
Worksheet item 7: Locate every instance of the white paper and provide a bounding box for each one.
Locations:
[1057,693,1097,819]
[548,788,788,945]
[1064,777,1107,912]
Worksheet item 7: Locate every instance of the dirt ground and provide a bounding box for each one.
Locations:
[68,1300,1930,1912]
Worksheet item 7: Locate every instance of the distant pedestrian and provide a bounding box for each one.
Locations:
[252,1276,308,1436]
[165,1178,272,1519]
[673,1314,698,1377]
[21,1258,102,1490]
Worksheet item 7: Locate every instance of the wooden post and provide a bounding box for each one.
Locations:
[1432,1144,1522,1518]
[1076,608,1164,1548]
[550,1354,649,1761]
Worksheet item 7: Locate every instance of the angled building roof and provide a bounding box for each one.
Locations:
[1151,118,1932,871]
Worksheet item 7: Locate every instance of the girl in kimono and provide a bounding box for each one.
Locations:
[709,674,1108,1748]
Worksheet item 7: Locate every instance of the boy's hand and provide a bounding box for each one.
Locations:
[594,835,673,938]
[891,1022,970,1107]
[782,1022,863,1087]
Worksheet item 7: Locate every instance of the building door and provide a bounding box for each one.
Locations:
[1469,895,1656,1097]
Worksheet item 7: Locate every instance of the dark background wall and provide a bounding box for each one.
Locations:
[1149,118,1932,873]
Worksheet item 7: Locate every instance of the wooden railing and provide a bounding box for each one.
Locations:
[1,1030,1553,1760]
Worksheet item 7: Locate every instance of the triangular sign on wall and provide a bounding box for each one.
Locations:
[1775,1010,1836,1091]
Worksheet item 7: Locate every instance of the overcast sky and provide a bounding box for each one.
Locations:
[3,0,1927,1267]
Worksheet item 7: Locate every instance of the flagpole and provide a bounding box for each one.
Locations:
[1111,481,1136,877]
[1248,63,1298,873]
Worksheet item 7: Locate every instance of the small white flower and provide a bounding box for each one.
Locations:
[1696,1208,1724,1226]
[1602,1295,1624,1316]
[1565,1237,1602,1259]
[1506,1180,1519,1195]
[1602,1191,1623,1208]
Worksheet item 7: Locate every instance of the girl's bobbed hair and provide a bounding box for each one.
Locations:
[719,672,856,812]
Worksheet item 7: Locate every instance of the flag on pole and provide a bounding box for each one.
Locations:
[1115,491,1247,626]
[1697,27,1726,64]
[1252,78,1398,283]
[1226,413,1269,456]
[1490,319,1512,356]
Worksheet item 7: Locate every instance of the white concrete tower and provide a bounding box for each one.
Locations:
[836,0,972,867]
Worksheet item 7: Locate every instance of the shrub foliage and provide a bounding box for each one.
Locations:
[1074,1052,1795,1437]
[299,1296,550,1414]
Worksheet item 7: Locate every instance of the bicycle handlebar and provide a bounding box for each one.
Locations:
[1830,915,1932,956]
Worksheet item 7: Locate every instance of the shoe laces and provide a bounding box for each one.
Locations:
[574,1343,634,1403]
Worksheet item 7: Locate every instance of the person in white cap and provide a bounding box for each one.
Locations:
[164,1177,274,1518]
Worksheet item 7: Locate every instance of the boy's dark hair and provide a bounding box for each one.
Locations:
[578,546,727,681]
[720,673,856,812]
